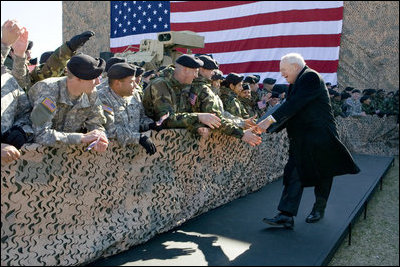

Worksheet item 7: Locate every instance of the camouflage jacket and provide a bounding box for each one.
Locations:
[361,102,376,115]
[28,77,106,145]
[1,43,12,74]
[142,71,199,129]
[98,85,153,147]
[331,98,345,117]
[189,76,243,138]
[1,72,33,135]
[239,96,257,118]
[12,42,74,92]
[385,97,399,115]
[219,86,250,119]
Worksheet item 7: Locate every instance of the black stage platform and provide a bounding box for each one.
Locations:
[91,154,394,266]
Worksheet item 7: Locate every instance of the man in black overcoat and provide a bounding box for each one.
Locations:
[257,53,360,228]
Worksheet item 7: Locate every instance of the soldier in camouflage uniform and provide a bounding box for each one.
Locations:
[210,69,224,96]
[385,91,399,118]
[186,55,261,146]
[239,83,257,118]
[28,54,109,151]
[1,19,34,163]
[96,56,127,92]
[372,89,387,117]
[142,54,221,131]
[360,95,376,115]
[98,63,159,155]
[219,73,250,119]
[330,91,347,117]
[9,26,95,92]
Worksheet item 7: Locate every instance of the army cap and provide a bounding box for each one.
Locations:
[345,86,354,92]
[263,78,276,85]
[143,69,155,78]
[198,55,219,70]
[225,72,244,85]
[244,75,258,84]
[271,91,280,99]
[107,62,137,79]
[272,84,288,94]
[363,88,376,95]
[211,70,224,81]
[175,54,204,69]
[40,51,54,64]
[67,53,105,80]
[133,65,144,77]
[376,89,385,94]
[360,95,370,103]
[242,83,250,91]
[351,89,361,94]
[253,74,260,83]
[105,57,127,72]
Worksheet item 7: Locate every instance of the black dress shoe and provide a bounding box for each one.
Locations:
[305,210,324,223]
[262,213,294,229]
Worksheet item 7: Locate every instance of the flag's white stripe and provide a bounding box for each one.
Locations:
[238,72,338,85]
[171,1,343,23]
[189,21,342,43]
[213,47,340,65]
[111,21,342,48]
[111,32,158,49]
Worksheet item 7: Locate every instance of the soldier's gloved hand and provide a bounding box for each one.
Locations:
[139,134,157,155]
[67,31,95,52]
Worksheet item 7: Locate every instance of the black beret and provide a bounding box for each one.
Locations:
[376,89,385,94]
[360,95,370,103]
[363,88,376,95]
[107,62,137,79]
[244,75,257,84]
[351,89,361,94]
[225,72,244,85]
[40,51,53,64]
[253,75,260,83]
[263,78,276,84]
[333,91,340,97]
[345,86,354,92]
[242,83,250,91]
[143,69,155,78]
[133,66,144,77]
[175,54,203,69]
[325,82,331,86]
[271,91,280,99]
[67,54,105,80]
[272,84,288,94]
[105,57,127,72]
[211,71,224,81]
[197,55,219,70]
[341,91,351,99]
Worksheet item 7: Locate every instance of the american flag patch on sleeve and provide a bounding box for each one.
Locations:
[189,93,197,106]
[41,97,56,112]
[102,104,113,114]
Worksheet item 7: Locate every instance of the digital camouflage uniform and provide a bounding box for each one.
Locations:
[1,72,33,135]
[372,94,387,114]
[331,98,346,117]
[28,77,106,146]
[142,66,199,129]
[188,75,244,138]
[385,95,399,116]
[98,85,153,147]
[219,85,250,119]
[10,43,75,92]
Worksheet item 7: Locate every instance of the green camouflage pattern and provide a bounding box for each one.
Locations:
[142,70,198,129]
[188,75,244,138]
[219,85,250,119]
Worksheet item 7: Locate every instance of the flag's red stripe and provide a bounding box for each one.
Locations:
[111,45,140,53]
[170,7,343,32]
[189,34,341,54]
[110,34,340,54]
[219,60,339,74]
[170,1,258,12]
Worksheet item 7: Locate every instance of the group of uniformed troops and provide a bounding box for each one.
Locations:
[2,20,398,164]
[328,84,399,120]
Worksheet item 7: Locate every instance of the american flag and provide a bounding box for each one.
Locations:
[110,1,343,85]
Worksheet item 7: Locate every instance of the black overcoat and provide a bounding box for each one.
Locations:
[270,66,360,187]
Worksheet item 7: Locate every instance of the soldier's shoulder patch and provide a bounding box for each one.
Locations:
[102,104,113,114]
[41,97,57,113]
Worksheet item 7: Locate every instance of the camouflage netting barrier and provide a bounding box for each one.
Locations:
[1,117,398,266]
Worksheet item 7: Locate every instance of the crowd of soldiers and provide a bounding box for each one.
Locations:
[2,20,399,164]
[328,84,399,120]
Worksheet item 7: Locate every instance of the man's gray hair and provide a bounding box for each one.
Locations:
[281,53,306,68]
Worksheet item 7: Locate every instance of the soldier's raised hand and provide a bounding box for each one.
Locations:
[67,30,95,52]
[1,19,24,47]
